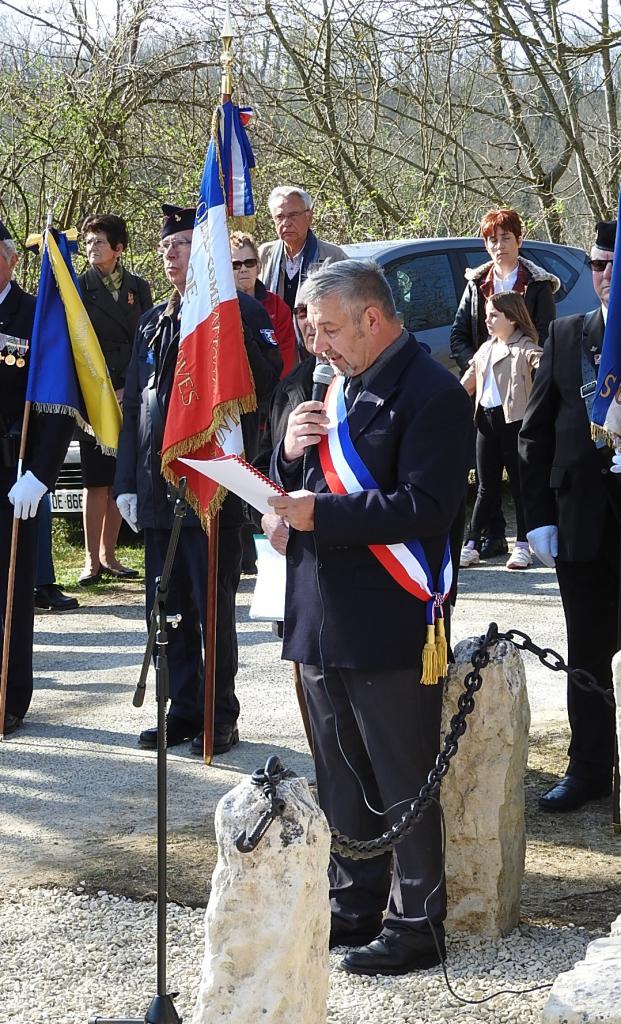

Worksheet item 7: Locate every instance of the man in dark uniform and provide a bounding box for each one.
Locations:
[519,220,618,813]
[0,220,73,734]
[114,205,281,754]
[268,260,473,976]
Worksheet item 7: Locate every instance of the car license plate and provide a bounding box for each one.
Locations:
[51,490,83,513]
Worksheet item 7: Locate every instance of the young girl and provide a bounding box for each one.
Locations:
[459,291,543,570]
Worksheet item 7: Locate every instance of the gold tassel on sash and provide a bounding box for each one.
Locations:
[435,616,448,679]
[421,624,438,685]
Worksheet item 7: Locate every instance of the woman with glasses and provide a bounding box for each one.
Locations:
[230,231,296,377]
[77,214,153,585]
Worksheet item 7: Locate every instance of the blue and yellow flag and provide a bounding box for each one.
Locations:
[26,228,121,454]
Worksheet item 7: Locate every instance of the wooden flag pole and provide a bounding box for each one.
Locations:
[202,6,235,765]
[0,400,32,738]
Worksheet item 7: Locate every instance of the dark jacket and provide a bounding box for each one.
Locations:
[271,339,473,669]
[114,291,281,530]
[518,309,620,561]
[78,267,153,389]
[450,256,560,372]
[0,282,72,489]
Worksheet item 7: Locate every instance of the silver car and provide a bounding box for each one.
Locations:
[344,237,597,368]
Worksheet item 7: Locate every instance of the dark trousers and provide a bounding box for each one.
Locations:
[144,524,242,728]
[469,407,525,544]
[0,469,38,719]
[555,507,617,783]
[300,662,446,936]
[36,494,55,587]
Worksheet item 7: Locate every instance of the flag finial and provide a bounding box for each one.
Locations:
[220,0,234,99]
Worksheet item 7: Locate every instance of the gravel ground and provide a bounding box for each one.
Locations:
[1,888,593,1024]
[0,552,617,1024]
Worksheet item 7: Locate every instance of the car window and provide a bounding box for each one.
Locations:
[463,248,487,269]
[521,247,575,299]
[384,253,458,331]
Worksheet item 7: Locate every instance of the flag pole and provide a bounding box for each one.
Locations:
[0,213,52,738]
[202,6,236,765]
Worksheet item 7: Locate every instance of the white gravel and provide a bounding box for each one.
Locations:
[0,886,594,1024]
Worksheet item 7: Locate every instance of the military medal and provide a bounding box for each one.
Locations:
[127,291,135,305]
[0,332,29,367]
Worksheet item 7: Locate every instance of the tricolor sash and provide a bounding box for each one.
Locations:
[317,375,452,684]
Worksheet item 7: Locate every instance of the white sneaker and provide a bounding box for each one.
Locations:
[506,546,532,570]
[460,546,480,568]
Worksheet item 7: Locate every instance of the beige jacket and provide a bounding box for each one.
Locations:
[258,236,347,301]
[461,329,543,423]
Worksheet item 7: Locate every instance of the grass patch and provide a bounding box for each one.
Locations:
[51,517,144,590]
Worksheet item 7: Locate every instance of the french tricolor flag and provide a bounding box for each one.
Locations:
[161,101,257,526]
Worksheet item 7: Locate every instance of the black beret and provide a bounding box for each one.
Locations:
[595,220,617,252]
[0,219,12,242]
[161,204,196,239]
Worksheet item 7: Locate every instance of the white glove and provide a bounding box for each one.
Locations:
[116,493,139,533]
[8,470,48,519]
[526,525,558,568]
[611,452,621,474]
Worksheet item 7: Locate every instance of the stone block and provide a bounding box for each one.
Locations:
[441,637,530,936]
[192,773,331,1024]
[542,930,621,1023]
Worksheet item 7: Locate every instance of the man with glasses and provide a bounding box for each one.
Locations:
[519,219,619,813]
[259,186,347,316]
[114,204,281,754]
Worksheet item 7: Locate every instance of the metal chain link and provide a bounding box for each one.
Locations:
[330,621,616,859]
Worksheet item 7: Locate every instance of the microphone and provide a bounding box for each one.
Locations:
[311,361,335,402]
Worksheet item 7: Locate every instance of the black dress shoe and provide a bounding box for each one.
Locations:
[3,713,23,736]
[138,716,199,750]
[479,537,509,559]
[342,932,445,976]
[101,564,139,579]
[539,774,612,813]
[34,584,79,611]
[329,917,382,950]
[190,724,240,755]
[78,568,102,587]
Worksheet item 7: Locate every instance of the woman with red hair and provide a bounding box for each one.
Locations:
[450,207,559,558]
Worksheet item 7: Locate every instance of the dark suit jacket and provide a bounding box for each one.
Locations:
[518,309,620,561]
[0,282,72,489]
[271,339,473,669]
[78,267,152,389]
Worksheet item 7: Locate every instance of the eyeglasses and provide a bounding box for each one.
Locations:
[232,257,258,270]
[157,238,192,254]
[293,305,307,318]
[85,237,110,248]
[588,258,614,272]
[273,210,309,225]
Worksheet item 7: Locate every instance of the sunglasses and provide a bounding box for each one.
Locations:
[588,258,614,272]
[293,305,308,318]
[232,257,258,270]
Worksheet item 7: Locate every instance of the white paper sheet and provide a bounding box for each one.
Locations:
[178,455,286,515]
[249,536,287,621]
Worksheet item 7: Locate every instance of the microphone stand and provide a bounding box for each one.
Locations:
[90,480,188,1024]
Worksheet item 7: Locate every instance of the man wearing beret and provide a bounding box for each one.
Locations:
[0,219,73,735]
[519,220,619,812]
[114,205,281,754]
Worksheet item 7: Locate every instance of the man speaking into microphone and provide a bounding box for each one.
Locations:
[268,260,472,976]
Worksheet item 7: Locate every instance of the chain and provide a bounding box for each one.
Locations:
[330,621,616,860]
[496,628,615,708]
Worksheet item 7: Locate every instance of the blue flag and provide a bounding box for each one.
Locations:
[592,190,621,445]
[26,228,121,454]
